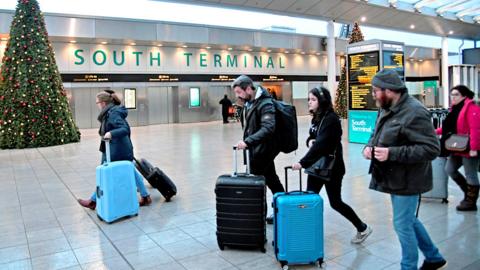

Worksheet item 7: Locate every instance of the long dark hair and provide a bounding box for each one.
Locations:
[451,85,475,99]
[309,87,333,123]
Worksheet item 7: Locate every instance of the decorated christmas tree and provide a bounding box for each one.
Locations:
[334,21,365,119]
[0,0,80,149]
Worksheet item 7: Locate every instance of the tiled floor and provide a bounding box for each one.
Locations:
[0,116,478,270]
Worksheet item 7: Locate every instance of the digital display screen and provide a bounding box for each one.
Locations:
[124,88,136,109]
[383,51,404,79]
[189,87,201,107]
[348,51,379,110]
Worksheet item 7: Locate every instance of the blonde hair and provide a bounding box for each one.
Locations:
[96,90,121,105]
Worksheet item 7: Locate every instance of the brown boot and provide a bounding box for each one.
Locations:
[451,175,468,204]
[456,185,479,211]
[77,199,96,210]
[139,195,152,207]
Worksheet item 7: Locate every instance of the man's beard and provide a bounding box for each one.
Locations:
[375,93,392,109]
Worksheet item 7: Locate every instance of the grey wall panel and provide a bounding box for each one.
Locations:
[72,88,92,129]
[293,99,309,116]
[96,20,156,40]
[137,87,148,126]
[292,36,322,52]
[253,32,293,49]
[209,28,253,46]
[157,23,208,44]
[168,86,179,123]
[90,88,102,128]
[0,13,13,33]
[45,17,95,38]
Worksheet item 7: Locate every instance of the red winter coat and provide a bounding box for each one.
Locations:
[436,98,480,157]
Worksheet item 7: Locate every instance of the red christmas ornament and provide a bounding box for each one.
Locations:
[44,115,48,119]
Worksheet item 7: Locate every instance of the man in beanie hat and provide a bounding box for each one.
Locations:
[363,69,447,270]
[232,75,285,224]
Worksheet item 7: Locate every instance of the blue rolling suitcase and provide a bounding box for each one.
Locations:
[273,166,324,269]
[96,139,139,223]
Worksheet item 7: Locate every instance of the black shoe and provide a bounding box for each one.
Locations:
[266,214,274,224]
[419,259,447,270]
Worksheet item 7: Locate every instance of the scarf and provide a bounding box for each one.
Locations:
[98,103,115,136]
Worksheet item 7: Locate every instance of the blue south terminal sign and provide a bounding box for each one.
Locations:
[348,110,377,144]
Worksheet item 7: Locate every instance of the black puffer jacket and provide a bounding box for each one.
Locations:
[299,110,345,178]
[367,93,440,195]
[243,87,278,165]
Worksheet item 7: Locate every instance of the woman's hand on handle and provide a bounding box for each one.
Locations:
[103,132,112,140]
[292,163,302,170]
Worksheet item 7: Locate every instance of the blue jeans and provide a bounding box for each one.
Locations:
[391,194,444,270]
[445,155,480,186]
[91,157,149,202]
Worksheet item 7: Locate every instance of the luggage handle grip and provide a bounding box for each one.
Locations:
[102,138,112,164]
[284,166,302,192]
[232,146,250,177]
[96,186,103,198]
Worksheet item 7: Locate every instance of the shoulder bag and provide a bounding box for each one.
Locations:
[304,112,336,181]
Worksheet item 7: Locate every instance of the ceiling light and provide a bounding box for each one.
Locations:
[267,49,271,52]
[157,44,163,47]
[182,45,188,48]
[248,49,253,52]
[69,40,77,43]
[130,43,136,46]
[100,41,108,45]
[316,52,321,55]
[206,46,211,49]
[361,16,366,22]
[228,47,233,50]
[410,24,415,29]
[418,59,423,62]
[448,30,454,35]
[284,51,289,53]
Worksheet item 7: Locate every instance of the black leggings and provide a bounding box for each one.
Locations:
[307,174,366,232]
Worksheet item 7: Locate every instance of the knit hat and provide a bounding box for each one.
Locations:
[371,69,405,92]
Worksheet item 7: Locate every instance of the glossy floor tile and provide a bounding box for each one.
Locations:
[0,117,478,269]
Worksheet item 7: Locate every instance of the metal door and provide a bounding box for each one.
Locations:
[147,86,169,124]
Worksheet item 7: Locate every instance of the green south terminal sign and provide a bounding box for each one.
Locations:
[73,49,286,69]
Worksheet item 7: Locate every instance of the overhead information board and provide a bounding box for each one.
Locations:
[383,51,404,79]
[348,52,379,110]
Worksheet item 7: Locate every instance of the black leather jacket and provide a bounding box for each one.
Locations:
[243,87,278,165]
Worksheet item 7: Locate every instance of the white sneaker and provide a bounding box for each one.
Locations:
[351,225,372,244]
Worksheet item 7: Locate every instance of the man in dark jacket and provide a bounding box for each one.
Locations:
[363,69,446,270]
[232,75,285,224]
[219,95,233,124]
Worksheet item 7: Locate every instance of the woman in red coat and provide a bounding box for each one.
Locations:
[437,85,480,211]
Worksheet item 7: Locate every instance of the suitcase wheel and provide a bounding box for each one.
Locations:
[280,261,288,270]
[315,258,325,269]
[442,198,448,204]
[217,240,224,251]
[165,196,172,202]
[261,247,266,253]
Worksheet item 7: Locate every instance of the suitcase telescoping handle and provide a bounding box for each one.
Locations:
[284,166,302,192]
[232,146,250,177]
[103,138,112,164]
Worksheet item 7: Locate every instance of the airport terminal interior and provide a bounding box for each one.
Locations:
[0,0,479,269]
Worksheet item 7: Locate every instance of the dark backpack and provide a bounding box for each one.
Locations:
[272,99,298,153]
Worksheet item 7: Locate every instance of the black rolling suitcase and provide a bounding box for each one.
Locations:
[134,158,177,202]
[215,147,266,252]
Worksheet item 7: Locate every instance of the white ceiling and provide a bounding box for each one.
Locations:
[161,0,480,40]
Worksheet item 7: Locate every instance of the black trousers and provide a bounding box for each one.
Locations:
[251,160,285,195]
[222,113,229,123]
[307,174,366,232]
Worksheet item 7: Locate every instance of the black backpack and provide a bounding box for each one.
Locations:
[272,99,298,153]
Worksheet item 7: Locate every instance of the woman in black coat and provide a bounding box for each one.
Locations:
[292,87,372,244]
